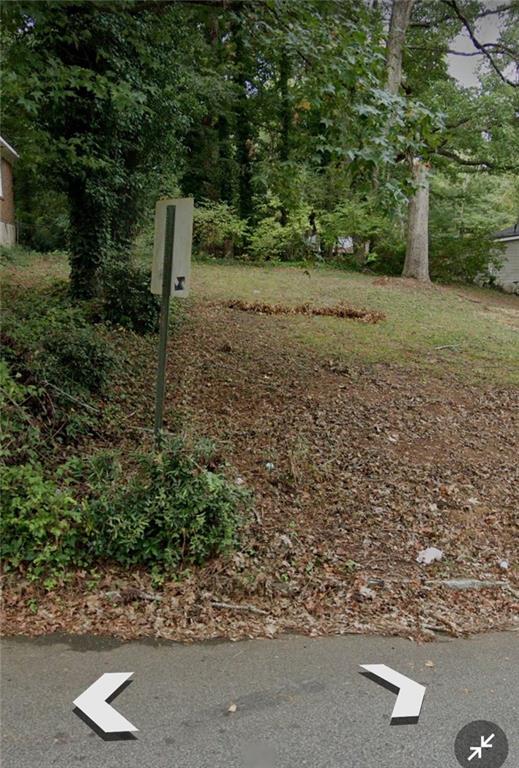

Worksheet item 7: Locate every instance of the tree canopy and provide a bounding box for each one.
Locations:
[1,0,518,293]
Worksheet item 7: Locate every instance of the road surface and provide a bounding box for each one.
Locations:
[1,631,517,767]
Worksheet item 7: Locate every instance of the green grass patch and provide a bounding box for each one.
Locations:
[193,262,519,385]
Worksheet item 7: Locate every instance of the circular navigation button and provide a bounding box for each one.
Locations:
[454,720,508,768]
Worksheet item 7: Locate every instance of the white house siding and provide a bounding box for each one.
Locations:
[497,239,519,294]
[0,221,16,245]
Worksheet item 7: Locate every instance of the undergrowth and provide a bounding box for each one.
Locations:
[1,277,248,582]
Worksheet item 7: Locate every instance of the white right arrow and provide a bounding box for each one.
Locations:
[360,664,426,721]
[73,672,138,734]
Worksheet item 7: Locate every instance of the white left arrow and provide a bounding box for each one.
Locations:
[360,664,426,722]
[73,672,138,733]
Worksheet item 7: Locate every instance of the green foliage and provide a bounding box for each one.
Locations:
[17,186,69,253]
[1,1,209,297]
[1,283,116,441]
[193,201,248,258]
[0,360,40,463]
[428,172,509,282]
[1,438,248,579]
[430,231,504,284]
[249,210,315,261]
[320,198,385,245]
[100,260,160,333]
[0,463,83,578]
[2,285,115,397]
[370,229,407,276]
[2,0,517,290]
[87,438,248,570]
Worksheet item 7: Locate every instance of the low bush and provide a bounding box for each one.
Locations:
[2,284,116,397]
[1,439,248,579]
[0,360,41,463]
[0,463,83,578]
[87,438,248,570]
[429,231,504,283]
[2,284,116,441]
[193,201,248,258]
[249,211,315,261]
[100,260,160,333]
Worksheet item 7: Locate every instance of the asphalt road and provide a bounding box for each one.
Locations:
[1,632,517,768]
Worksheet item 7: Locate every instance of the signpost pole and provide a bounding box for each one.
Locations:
[154,204,176,447]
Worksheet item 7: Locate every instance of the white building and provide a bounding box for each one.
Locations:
[493,224,519,294]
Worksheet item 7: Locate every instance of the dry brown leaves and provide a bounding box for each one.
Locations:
[225,299,385,324]
[2,301,518,643]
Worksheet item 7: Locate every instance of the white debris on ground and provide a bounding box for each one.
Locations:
[416,547,444,565]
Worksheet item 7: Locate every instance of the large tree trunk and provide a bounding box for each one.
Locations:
[386,1,431,282]
[234,13,254,222]
[279,49,290,226]
[403,159,430,281]
[357,0,414,269]
[386,0,414,95]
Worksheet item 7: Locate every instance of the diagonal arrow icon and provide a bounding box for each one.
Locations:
[73,672,138,734]
[360,664,426,723]
[468,733,495,761]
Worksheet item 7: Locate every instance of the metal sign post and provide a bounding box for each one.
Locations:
[154,204,176,445]
[151,198,193,447]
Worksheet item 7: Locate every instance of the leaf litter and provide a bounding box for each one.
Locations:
[2,300,518,643]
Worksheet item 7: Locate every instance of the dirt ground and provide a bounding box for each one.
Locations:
[3,285,518,642]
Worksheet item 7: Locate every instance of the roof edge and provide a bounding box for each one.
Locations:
[0,136,20,164]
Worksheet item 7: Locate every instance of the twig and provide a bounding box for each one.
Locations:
[211,600,269,616]
[434,344,460,350]
[43,381,100,414]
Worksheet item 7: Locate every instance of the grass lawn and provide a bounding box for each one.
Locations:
[194,262,519,385]
[3,249,518,384]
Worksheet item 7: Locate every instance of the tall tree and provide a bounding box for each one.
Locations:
[1,1,204,297]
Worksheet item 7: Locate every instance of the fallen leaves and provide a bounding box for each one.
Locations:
[224,299,385,324]
[1,298,518,643]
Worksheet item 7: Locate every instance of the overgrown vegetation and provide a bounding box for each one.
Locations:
[1,273,247,581]
[1,345,247,580]
[100,260,160,333]
[0,433,247,580]
[84,439,247,571]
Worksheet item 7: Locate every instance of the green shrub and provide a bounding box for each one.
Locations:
[193,201,248,258]
[0,360,41,463]
[2,284,116,397]
[100,260,160,333]
[429,231,504,283]
[249,211,315,261]
[44,323,115,393]
[370,229,406,275]
[0,439,249,578]
[87,438,248,570]
[0,463,83,577]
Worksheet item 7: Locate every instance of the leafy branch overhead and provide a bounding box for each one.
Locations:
[1,0,517,288]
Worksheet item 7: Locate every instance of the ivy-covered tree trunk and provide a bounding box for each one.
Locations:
[67,177,113,299]
[403,159,430,281]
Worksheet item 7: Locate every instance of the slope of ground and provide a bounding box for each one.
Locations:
[2,255,518,641]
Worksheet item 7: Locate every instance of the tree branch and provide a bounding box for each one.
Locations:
[437,147,519,173]
[442,0,518,87]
